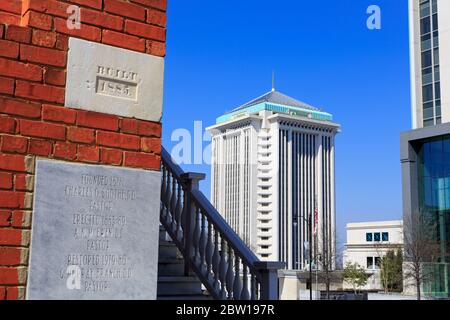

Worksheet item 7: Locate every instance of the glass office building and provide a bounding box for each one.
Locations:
[417,135,450,297]
[401,126,450,298]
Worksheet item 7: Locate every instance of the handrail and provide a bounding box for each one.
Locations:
[160,147,284,300]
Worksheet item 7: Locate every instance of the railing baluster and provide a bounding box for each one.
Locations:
[250,273,257,300]
[226,243,234,299]
[170,174,177,232]
[212,228,220,290]
[174,184,182,240]
[160,166,166,219]
[193,206,201,264]
[241,265,250,300]
[164,172,172,226]
[233,254,242,300]
[199,212,207,272]
[219,235,227,299]
[205,217,213,278]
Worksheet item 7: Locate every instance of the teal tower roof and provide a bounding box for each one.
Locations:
[216,90,333,124]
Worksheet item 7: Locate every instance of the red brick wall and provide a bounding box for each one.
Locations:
[0,0,167,299]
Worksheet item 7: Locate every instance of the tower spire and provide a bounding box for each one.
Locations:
[272,71,275,92]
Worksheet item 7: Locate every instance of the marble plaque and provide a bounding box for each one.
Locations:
[27,160,161,300]
[65,38,164,122]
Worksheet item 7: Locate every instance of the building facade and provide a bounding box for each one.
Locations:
[403,0,450,298]
[207,90,340,270]
[409,0,450,128]
[343,220,403,291]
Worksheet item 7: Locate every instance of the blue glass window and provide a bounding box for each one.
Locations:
[374,232,381,242]
[366,233,373,242]
[382,232,389,241]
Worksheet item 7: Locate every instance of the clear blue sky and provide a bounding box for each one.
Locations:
[162,0,411,245]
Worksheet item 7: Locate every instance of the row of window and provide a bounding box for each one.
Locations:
[419,0,441,127]
[366,232,389,242]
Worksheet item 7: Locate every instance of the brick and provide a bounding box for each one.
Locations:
[80,8,124,31]
[102,30,145,52]
[44,67,66,86]
[121,118,161,137]
[146,40,165,57]
[1,136,28,154]
[0,25,4,38]
[42,105,76,124]
[0,39,19,58]
[6,286,26,300]
[0,0,22,14]
[24,0,69,17]
[22,11,53,31]
[12,211,32,228]
[14,175,34,192]
[67,127,95,144]
[32,29,56,48]
[0,76,14,95]
[0,248,21,265]
[56,34,68,50]
[125,20,165,41]
[0,12,21,25]
[28,139,52,156]
[105,0,146,21]
[0,286,5,300]
[0,117,15,134]
[78,145,99,163]
[141,137,161,154]
[77,111,119,131]
[0,229,22,245]
[147,9,166,27]
[0,173,13,190]
[138,121,162,137]
[0,97,41,119]
[124,152,160,170]
[97,131,140,151]
[0,57,42,81]
[20,119,66,140]
[54,142,77,160]
[54,17,101,42]
[131,0,167,11]
[15,80,65,104]
[0,191,26,208]
[68,0,103,9]
[5,25,31,43]
[0,210,11,226]
[100,148,122,165]
[0,267,26,285]
[20,44,66,67]
[0,154,26,172]
[0,268,19,285]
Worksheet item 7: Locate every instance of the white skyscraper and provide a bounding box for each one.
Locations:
[207,89,340,270]
[409,0,450,128]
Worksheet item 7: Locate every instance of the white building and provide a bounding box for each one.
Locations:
[207,89,340,270]
[343,220,403,291]
[409,0,450,128]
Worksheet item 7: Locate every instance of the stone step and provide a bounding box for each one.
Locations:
[157,276,204,296]
[158,241,183,259]
[158,258,185,276]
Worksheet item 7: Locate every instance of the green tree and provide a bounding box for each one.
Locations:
[343,262,368,294]
[380,249,403,293]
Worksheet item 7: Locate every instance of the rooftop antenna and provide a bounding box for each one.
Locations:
[272,71,275,92]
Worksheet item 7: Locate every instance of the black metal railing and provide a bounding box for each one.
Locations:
[160,147,284,300]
